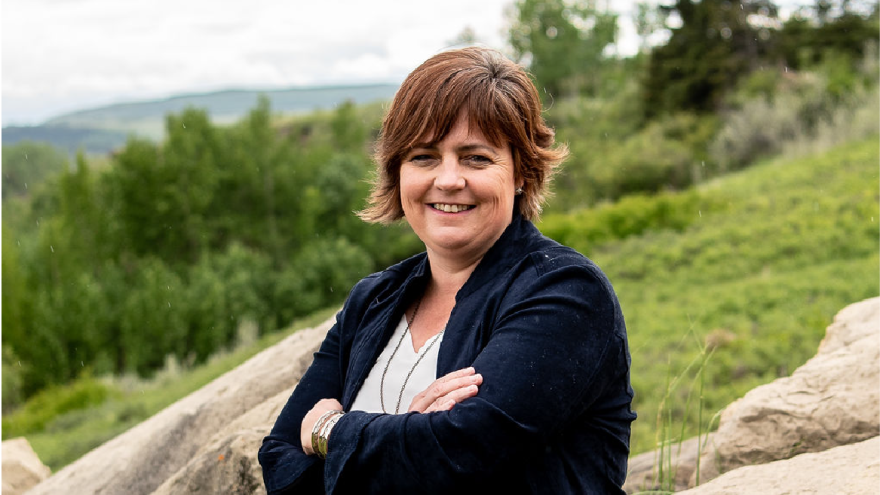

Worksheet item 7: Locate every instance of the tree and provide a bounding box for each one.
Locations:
[507,0,618,99]
[642,0,781,119]
[2,141,68,200]
[777,0,879,72]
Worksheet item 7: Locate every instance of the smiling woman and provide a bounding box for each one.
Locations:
[259,47,636,494]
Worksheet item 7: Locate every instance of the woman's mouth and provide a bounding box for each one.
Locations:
[431,203,474,213]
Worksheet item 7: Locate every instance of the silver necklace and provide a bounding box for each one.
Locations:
[379,297,445,414]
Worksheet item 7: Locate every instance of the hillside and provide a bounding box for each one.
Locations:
[2,84,398,154]
[541,137,879,454]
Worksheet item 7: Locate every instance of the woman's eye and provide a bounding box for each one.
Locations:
[409,154,435,164]
[464,155,491,165]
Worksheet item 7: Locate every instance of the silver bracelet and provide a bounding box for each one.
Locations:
[310,410,341,455]
[316,411,344,459]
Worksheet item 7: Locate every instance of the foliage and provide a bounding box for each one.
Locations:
[581,138,878,455]
[776,2,880,75]
[2,373,116,438]
[710,59,879,171]
[2,98,419,405]
[548,86,717,209]
[2,141,69,200]
[642,0,780,118]
[507,0,618,98]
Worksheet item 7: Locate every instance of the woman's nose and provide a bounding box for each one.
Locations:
[434,156,466,190]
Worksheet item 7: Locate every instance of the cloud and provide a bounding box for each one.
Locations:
[2,0,516,124]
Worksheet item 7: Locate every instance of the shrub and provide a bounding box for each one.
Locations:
[2,373,115,438]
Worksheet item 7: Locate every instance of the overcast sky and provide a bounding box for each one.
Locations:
[2,0,810,127]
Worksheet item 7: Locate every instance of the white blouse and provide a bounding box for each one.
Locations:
[350,314,444,414]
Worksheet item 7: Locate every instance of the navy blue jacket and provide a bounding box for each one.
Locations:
[259,214,636,494]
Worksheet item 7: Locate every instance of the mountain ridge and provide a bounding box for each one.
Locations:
[3,83,399,154]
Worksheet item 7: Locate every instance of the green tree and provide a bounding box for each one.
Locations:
[642,0,780,119]
[109,109,223,266]
[2,141,69,200]
[507,0,618,98]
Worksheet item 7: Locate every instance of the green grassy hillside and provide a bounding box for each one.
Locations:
[541,137,879,455]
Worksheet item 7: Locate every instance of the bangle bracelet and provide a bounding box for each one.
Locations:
[316,411,344,459]
[310,410,340,455]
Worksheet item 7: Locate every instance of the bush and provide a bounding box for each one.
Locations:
[2,373,115,438]
[274,236,373,324]
[2,346,25,411]
[539,189,722,255]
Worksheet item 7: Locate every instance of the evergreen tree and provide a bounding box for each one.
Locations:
[642,0,780,118]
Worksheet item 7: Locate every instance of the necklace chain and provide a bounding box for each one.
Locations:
[379,296,444,414]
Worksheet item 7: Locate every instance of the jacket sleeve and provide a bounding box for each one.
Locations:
[258,306,347,494]
[322,255,629,494]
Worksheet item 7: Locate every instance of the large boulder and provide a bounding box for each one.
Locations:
[677,435,880,495]
[26,317,333,495]
[692,297,880,484]
[2,437,51,495]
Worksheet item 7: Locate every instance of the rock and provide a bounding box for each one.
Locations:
[692,297,880,485]
[624,434,714,494]
[26,316,334,495]
[2,437,51,495]
[677,436,880,495]
[150,387,296,495]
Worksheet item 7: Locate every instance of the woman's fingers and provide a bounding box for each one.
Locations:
[407,367,482,413]
[423,383,479,413]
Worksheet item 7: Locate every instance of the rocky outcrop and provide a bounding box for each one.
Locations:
[678,436,880,495]
[26,316,333,495]
[625,297,879,494]
[691,296,879,484]
[2,437,51,495]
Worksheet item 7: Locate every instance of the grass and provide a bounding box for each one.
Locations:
[574,137,879,456]
[6,307,337,471]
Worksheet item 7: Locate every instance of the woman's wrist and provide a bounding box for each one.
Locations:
[311,410,344,459]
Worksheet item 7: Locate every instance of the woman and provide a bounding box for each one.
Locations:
[259,47,635,494]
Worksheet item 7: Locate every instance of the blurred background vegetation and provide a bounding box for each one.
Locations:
[3,0,878,471]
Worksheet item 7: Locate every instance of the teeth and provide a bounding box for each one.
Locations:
[433,204,471,213]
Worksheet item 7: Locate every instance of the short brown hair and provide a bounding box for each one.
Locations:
[359,46,568,224]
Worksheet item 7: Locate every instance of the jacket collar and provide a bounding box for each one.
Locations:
[387,212,538,305]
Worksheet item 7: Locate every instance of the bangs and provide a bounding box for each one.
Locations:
[397,72,516,153]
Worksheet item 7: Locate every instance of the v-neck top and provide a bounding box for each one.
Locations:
[350,315,444,414]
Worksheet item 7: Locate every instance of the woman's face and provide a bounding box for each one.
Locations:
[399,112,521,265]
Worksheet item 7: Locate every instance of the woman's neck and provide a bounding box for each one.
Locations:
[425,251,482,297]
[405,251,481,351]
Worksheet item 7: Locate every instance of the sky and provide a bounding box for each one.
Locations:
[1,0,811,127]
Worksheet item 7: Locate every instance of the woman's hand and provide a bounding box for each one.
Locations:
[408,367,482,413]
[301,398,343,455]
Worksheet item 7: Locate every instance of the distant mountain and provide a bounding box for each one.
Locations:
[3,84,399,155]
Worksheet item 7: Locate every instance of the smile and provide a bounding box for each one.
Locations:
[431,203,474,213]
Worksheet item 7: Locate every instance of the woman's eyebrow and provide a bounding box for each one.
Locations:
[409,143,498,154]
[456,144,497,154]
